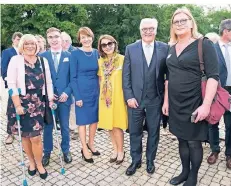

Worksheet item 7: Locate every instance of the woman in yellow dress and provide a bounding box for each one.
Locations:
[97,35,128,164]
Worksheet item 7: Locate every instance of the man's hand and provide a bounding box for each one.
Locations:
[127,98,139,108]
[59,93,68,102]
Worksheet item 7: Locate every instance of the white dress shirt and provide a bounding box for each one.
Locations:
[142,41,154,67]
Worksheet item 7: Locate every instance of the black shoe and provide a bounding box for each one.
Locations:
[81,149,94,163]
[42,154,50,167]
[87,143,100,156]
[170,172,189,185]
[56,121,61,130]
[28,166,36,176]
[146,161,155,174]
[63,152,72,163]
[125,161,141,176]
[38,168,48,180]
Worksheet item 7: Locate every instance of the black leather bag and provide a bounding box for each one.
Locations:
[40,57,53,125]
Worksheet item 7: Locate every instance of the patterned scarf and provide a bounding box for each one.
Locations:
[101,54,119,108]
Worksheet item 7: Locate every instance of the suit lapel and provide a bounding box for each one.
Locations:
[215,43,227,68]
[155,42,161,79]
[57,51,64,75]
[137,41,144,80]
[11,47,17,55]
[47,50,57,77]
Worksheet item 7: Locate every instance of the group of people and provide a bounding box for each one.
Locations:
[1,7,231,186]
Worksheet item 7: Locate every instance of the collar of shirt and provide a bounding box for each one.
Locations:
[13,47,19,55]
[142,40,155,50]
[219,40,231,48]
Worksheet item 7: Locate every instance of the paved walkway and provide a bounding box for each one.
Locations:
[1,79,231,186]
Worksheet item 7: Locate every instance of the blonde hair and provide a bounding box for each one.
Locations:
[18,34,40,55]
[98,34,119,58]
[170,7,201,44]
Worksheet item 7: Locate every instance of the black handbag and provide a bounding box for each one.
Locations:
[40,57,54,125]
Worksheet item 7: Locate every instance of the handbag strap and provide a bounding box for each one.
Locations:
[40,57,48,97]
[198,37,205,75]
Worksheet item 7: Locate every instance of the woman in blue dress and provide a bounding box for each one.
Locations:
[70,27,100,163]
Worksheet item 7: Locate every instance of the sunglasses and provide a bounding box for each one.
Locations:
[101,41,115,49]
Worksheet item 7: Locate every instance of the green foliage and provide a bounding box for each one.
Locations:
[1,4,230,53]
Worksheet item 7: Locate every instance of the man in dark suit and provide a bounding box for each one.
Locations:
[40,27,72,166]
[207,19,231,169]
[1,32,23,145]
[122,18,168,176]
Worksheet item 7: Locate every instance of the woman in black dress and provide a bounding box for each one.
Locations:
[162,8,219,186]
[7,34,54,179]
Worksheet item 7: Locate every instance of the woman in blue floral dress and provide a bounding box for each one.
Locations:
[7,34,54,180]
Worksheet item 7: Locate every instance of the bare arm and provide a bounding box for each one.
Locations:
[162,80,169,116]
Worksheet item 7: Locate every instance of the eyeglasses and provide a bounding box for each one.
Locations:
[101,41,115,49]
[141,27,155,33]
[24,42,36,46]
[173,19,191,26]
[47,35,60,39]
[62,40,70,43]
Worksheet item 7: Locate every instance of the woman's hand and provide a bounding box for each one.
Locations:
[49,101,55,109]
[162,101,169,116]
[193,104,211,123]
[76,100,83,107]
[16,105,25,115]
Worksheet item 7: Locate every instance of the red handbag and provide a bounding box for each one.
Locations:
[198,37,231,124]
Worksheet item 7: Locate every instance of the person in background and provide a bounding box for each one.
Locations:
[162,7,219,186]
[123,18,169,176]
[97,34,128,164]
[207,19,231,170]
[1,31,23,145]
[70,27,100,163]
[7,34,54,179]
[40,27,73,167]
[35,35,47,53]
[61,31,76,52]
[61,31,78,140]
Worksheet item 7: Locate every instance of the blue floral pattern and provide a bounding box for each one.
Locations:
[7,59,45,138]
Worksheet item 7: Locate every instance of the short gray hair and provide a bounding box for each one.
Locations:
[61,32,72,44]
[205,32,220,44]
[139,18,158,34]
[219,19,231,36]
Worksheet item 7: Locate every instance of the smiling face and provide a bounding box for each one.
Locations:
[100,38,115,56]
[47,31,62,50]
[172,12,193,37]
[23,40,37,56]
[140,22,156,44]
[79,34,93,48]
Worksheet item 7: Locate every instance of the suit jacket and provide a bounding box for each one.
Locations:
[1,47,17,88]
[122,40,169,104]
[7,55,54,100]
[39,50,72,105]
[214,42,228,87]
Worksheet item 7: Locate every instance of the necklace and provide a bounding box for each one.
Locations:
[80,47,93,57]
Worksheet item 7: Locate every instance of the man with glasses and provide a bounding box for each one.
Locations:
[122,18,168,176]
[1,31,23,145]
[39,27,72,166]
[207,19,231,169]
